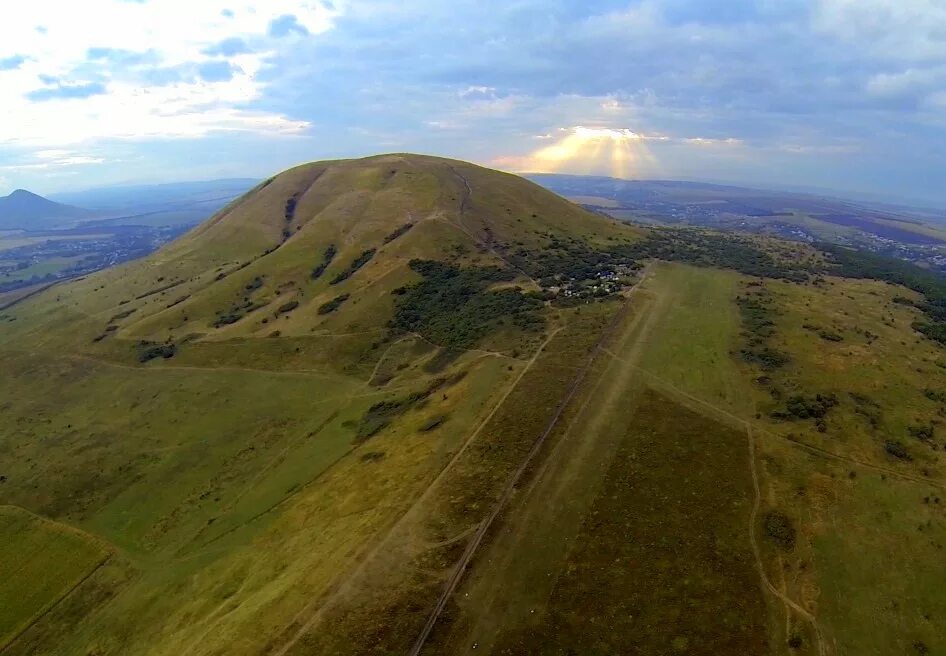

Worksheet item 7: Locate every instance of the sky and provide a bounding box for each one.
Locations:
[1,0,946,206]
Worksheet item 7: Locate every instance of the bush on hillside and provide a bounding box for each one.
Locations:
[383,223,414,244]
[763,510,796,550]
[317,293,350,315]
[311,244,337,280]
[331,248,376,285]
[137,342,177,363]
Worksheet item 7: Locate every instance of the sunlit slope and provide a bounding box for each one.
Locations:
[0,153,629,354]
[0,155,641,656]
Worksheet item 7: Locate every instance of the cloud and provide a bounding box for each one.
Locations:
[2,0,946,204]
[814,0,946,62]
[27,82,107,101]
[202,37,251,56]
[0,150,106,172]
[198,60,238,82]
[0,0,338,148]
[684,137,743,147]
[268,14,309,38]
[0,55,27,71]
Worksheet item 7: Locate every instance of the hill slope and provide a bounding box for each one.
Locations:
[2,155,946,656]
[0,189,93,229]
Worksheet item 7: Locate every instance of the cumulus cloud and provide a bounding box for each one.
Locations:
[0,150,106,172]
[203,37,252,57]
[0,0,337,146]
[0,55,27,71]
[3,0,946,203]
[27,81,107,101]
[269,14,310,38]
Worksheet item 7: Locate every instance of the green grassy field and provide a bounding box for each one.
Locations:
[485,389,768,656]
[0,507,108,650]
[3,155,945,655]
[0,256,85,285]
[0,155,641,655]
[423,267,770,655]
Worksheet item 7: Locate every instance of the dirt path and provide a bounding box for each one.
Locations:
[268,326,563,656]
[0,506,114,655]
[0,280,64,312]
[428,269,660,653]
[407,291,641,656]
[746,426,830,656]
[443,167,540,289]
[602,351,946,492]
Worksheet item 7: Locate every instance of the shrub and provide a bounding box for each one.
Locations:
[907,424,935,443]
[818,329,843,342]
[284,196,298,221]
[773,393,838,420]
[923,388,946,403]
[763,510,796,550]
[355,378,448,441]
[276,300,299,315]
[317,293,350,315]
[311,244,337,280]
[331,248,376,285]
[137,342,177,363]
[884,440,912,460]
[109,308,136,322]
[740,346,790,371]
[383,222,414,244]
[419,415,448,432]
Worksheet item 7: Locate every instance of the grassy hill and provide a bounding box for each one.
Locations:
[0,189,93,230]
[1,154,945,656]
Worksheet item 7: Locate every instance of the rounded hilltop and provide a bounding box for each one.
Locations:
[3,153,638,352]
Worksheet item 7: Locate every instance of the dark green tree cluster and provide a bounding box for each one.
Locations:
[383,222,414,244]
[821,244,946,345]
[330,248,376,285]
[276,300,299,315]
[311,244,337,280]
[355,376,449,440]
[284,196,298,221]
[317,293,350,315]
[763,510,796,550]
[773,393,838,421]
[621,229,810,281]
[213,277,268,327]
[509,239,614,280]
[137,341,177,363]
[736,290,790,371]
[390,259,543,349]
[884,440,912,460]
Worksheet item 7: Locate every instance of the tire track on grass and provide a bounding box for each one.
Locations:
[408,296,634,656]
[269,326,563,656]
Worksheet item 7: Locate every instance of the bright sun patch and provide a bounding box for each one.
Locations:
[499,125,663,179]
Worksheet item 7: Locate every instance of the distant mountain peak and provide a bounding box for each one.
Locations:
[0,188,92,229]
[7,188,40,198]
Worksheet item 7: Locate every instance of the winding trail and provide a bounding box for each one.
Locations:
[269,326,563,656]
[746,426,830,656]
[444,166,540,289]
[596,348,846,656]
[602,349,946,492]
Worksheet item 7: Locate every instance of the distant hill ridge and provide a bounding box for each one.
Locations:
[0,188,92,230]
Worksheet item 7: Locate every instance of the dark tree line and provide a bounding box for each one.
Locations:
[389,259,543,349]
